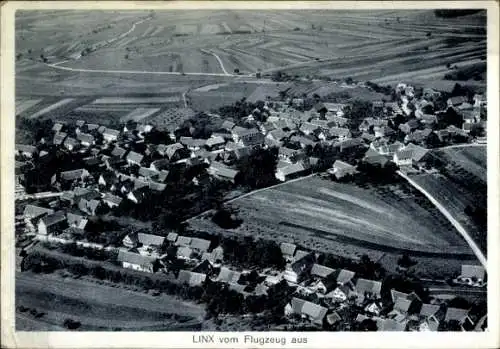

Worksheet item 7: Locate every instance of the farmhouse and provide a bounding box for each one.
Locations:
[117,250,157,273]
[37,211,68,235]
[231,127,264,147]
[205,136,226,151]
[393,143,429,167]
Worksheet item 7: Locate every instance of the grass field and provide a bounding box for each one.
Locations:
[16,271,205,331]
[434,146,487,183]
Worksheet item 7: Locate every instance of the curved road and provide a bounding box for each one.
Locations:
[397,171,487,269]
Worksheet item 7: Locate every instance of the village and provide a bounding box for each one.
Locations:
[15,81,487,331]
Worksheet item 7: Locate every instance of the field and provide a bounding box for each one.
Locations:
[16,271,205,331]
[188,176,477,277]
[15,10,486,101]
[433,145,487,183]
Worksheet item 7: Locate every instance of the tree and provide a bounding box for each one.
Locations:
[397,253,417,270]
[236,147,279,189]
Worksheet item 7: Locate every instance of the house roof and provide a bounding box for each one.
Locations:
[300,122,320,133]
[393,297,413,314]
[103,128,120,137]
[126,151,144,164]
[117,250,156,266]
[280,242,297,256]
[63,137,78,147]
[445,307,470,322]
[102,193,123,206]
[16,144,37,154]
[228,282,248,294]
[310,264,335,278]
[355,278,382,296]
[217,267,241,284]
[138,233,165,246]
[209,162,239,180]
[461,264,485,280]
[294,249,311,261]
[290,297,327,325]
[166,232,178,242]
[448,96,468,106]
[333,160,356,170]
[335,138,364,150]
[180,137,206,148]
[329,127,351,138]
[60,169,88,181]
[52,123,64,132]
[176,236,192,247]
[232,126,260,138]
[378,318,408,331]
[24,205,54,219]
[221,120,235,130]
[53,132,67,145]
[76,133,94,144]
[189,237,211,252]
[177,246,194,259]
[149,181,166,192]
[166,143,185,159]
[205,136,226,147]
[277,162,307,176]
[66,212,88,229]
[268,129,290,141]
[111,146,127,158]
[404,143,429,162]
[334,269,355,285]
[39,211,67,227]
[419,303,441,318]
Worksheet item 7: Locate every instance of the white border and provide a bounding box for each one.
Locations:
[1,1,499,348]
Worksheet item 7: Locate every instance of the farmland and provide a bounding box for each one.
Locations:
[16,271,205,331]
[188,176,477,277]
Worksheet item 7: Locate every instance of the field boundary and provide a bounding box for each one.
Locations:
[397,171,487,269]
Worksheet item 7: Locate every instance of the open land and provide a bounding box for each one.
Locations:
[16,271,205,331]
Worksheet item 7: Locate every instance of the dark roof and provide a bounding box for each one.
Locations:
[39,211,67,227]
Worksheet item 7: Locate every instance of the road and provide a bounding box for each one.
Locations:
[397,171,487,269]
[200,49,231,76]
[16,191,66,201]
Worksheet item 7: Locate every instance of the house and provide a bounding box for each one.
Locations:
[78,198,103,216]
[353,278,382,304]
[217,267,242,284]
[63,137,79,151]
[52,122,64,133]
[399,119,420,134]
[328,127,351,140]
[126,151,144,166]
[376,317,408,331]
[23,205,54,222]
[285,297,327,326]
[329,160,357,179]
[137,233,165,249]
[418,304,442,332]
[334,138,365,153]
[445,307,474,330]
[53,132,68,146]
[363,148,390,167]
[473,94,486,108]
[98,171,118,189]
[103,128,120,142]
[371,139,404,156]
[166,232,178,243]
[231,127,264,147]
[56,169,91,187]
[423,88,441,101]
[290,135,317,149]
[279,147,305,163]
[207,161,240,183]
[87,123,99,132]
[76,133,95,147]
[37,211,68,235]
[190,237,211,252]
[102,193,122,208]
[66,212,88,230]
[275,161,308,182]
[127,187,150,204]
[365,301,383,316]
[323,102,347,117]
[419,114,438,126]
[176,246,194,259]
[285,252,316,283]
[205,136,226,151]
[111,146,127,158]
[266,129,290,144]
[374,125,395,138]
[221,120,235,131]
[455,264,486,285]
[447,96,468,108]
[16,144,37,158]
[325,283,354,303]
[176,235,192,247]
[359,118,388,133]
[177,270,207,287]
[393,143,429,167]
[117,250,156,273]
[388,290,422,319]
[148,181,166,192]
[310,264,335,279]
[166,143,189,161]
[299,122,321,136]
[405,128,433,144]
[280,242,297,261]
[180,137,206,151]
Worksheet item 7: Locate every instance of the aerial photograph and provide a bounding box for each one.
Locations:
[14,8,487,332]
